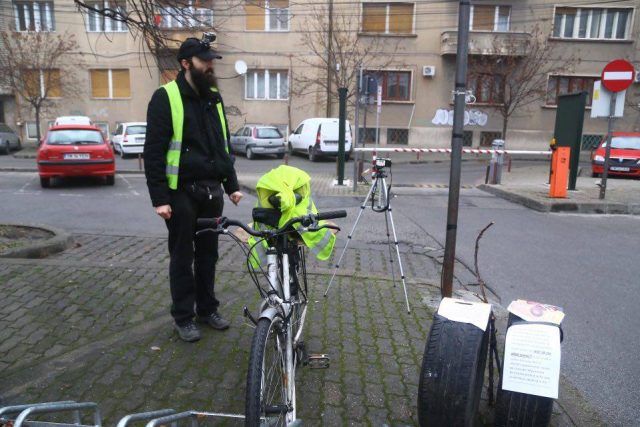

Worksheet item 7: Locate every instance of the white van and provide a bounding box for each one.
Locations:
[288,118,352,162]
[54,116,92,126]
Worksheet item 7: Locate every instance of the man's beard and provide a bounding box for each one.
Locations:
[191,67,218,97]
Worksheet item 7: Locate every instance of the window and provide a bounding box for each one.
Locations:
[362,3,414,34]
[90,69,131,99]
[367,70,411,101]
[13,1,55,31]
[26,122,39,139]
[468,73,504,104]
[387,128,408,145]
[553,7,632,40]
[480,131,502,147]
[85,1,127,32]
[359,128,378,143]
[245,69,288,100]
[546,75,596,106]
[245,0,289,31]
[157,1,213,29]
[463,131,473,147]
[470,5,510,31]
[23,69,61,98]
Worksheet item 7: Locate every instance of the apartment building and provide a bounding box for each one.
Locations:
[2,0,639,149]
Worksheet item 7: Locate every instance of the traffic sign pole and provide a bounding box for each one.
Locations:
[599,92,616,199]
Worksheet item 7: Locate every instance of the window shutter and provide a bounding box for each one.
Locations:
[91,70,109,97]
[362,3,386,33]
[24,70,41,97]
[245,0,265,30]
[45,69,62,97]
[112,69,131,98]
[388,3,413,34]
[473,5,495,30]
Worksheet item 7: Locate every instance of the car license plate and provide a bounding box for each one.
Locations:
[610,166,630,172]
[64,153,90,160]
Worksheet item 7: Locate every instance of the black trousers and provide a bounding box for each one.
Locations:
[165,187,224,325]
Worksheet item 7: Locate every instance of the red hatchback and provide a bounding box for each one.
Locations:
[591,132,640,178]
[37,125,115,188]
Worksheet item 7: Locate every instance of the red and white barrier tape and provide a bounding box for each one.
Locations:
[353,147,552,156]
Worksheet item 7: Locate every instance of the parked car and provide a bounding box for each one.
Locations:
[288,118,352,162]
[591,132,640,178]
[230,124,286,160]
[111,122,147,158]
[37,124,116,188]
[0,123,21,154]
[54,116,92,126]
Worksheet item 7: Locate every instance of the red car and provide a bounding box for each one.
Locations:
[591,132,640,178]
[37,124,116,188]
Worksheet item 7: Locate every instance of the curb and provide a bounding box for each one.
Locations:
[0,223,74,259]
[478,184,550,212]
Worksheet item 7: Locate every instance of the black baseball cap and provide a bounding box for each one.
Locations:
[177,37,222,62]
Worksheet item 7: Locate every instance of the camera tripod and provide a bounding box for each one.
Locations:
[325,158,411,313]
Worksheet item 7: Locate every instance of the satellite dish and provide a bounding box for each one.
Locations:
[234,60,248,75]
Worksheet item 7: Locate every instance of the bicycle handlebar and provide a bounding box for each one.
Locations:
[196,210,347,238]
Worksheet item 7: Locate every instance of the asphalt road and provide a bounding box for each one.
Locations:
[1,155,639,425]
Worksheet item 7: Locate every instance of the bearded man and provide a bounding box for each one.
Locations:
[144,36,243,342]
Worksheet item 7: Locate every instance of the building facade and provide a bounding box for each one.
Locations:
[2,0,639,149]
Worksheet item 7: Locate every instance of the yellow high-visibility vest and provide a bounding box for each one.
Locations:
[161,80,229,190]
[248,165,336,267]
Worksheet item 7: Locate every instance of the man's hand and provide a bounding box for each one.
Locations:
[155,204,172,220]
[229,191,243,206]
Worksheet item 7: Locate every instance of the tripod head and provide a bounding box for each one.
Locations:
[372,157,391,178]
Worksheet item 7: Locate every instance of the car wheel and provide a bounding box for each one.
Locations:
[308,147,318,162]
[106,175,115,186]
[40,177,51,188]
[120,149,127,159]
[246,146,255,160]
[1,141,9,155]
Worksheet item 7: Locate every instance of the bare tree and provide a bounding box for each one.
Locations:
[467,26,579,140]
[294,4,403,117]
[0,31,81,143]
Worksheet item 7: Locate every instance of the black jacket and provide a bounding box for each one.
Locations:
[144,71,239,207]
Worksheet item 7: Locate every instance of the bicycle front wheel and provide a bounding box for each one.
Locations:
[245,316,290,427]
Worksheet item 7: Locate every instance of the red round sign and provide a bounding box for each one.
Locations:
[601,59,636,92]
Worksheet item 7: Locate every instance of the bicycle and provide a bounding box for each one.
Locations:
[197,200,346,426]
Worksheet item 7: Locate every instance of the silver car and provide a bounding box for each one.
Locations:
[230,125,286,160]
[0,123,21,154]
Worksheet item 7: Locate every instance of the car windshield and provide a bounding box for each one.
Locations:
[47,130,103,145]
[126,125,146,135]
[256,128,282,139]
[602,136,640,150]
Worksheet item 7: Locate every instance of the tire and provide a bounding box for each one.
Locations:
[120,149,127,159]
[106,175,115,186]
[245,316,289,427]
[246,146,255,160]
[1,141,9,155]
[417,313,489,427]
[494,313,554,427]
[40,177,51,188]
[308,147,318,162]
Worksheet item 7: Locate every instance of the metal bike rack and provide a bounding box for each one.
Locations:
[143,410,245,427]
[0,401,102,427]
[116,409,177,427]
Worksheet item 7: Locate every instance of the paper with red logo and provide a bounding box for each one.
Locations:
[507,299,564,325]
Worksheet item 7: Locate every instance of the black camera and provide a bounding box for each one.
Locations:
[201,32,217,48]
[374,158,391,168]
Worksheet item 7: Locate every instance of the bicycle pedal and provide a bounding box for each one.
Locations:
[305,354,330,369]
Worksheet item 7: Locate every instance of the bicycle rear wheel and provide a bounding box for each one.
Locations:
[245,316,290,427]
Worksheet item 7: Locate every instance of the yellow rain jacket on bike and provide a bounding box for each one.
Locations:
[248,165,336,267]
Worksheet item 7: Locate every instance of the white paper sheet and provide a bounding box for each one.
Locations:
[437,297,492,331]
[502,324,561,399]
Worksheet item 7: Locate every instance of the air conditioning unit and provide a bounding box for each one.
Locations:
[422,65,436,77]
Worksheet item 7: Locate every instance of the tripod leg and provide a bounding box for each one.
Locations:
[383,189,397,288]
[324,181,375,297]
[383,180,411,313]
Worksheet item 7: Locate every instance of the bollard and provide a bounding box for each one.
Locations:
[549,147,570,198]
[488,139,505,184]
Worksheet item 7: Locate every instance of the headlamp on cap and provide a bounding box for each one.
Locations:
[201,32,216,48]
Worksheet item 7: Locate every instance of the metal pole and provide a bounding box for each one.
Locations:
[441,0,470,298]
[338,87,347,185]
[353,67,362,191]
[326,0,334,117]
[599,92,616,200]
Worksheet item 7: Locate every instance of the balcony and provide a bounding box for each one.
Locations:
[441,31,532,56]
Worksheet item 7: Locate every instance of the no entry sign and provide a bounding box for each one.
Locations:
[601,59,636,92]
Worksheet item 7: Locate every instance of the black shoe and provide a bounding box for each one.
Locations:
[197,312,230,330]
[174,321,201,342]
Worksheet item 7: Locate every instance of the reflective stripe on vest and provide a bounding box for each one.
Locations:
[161,81,229,190]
